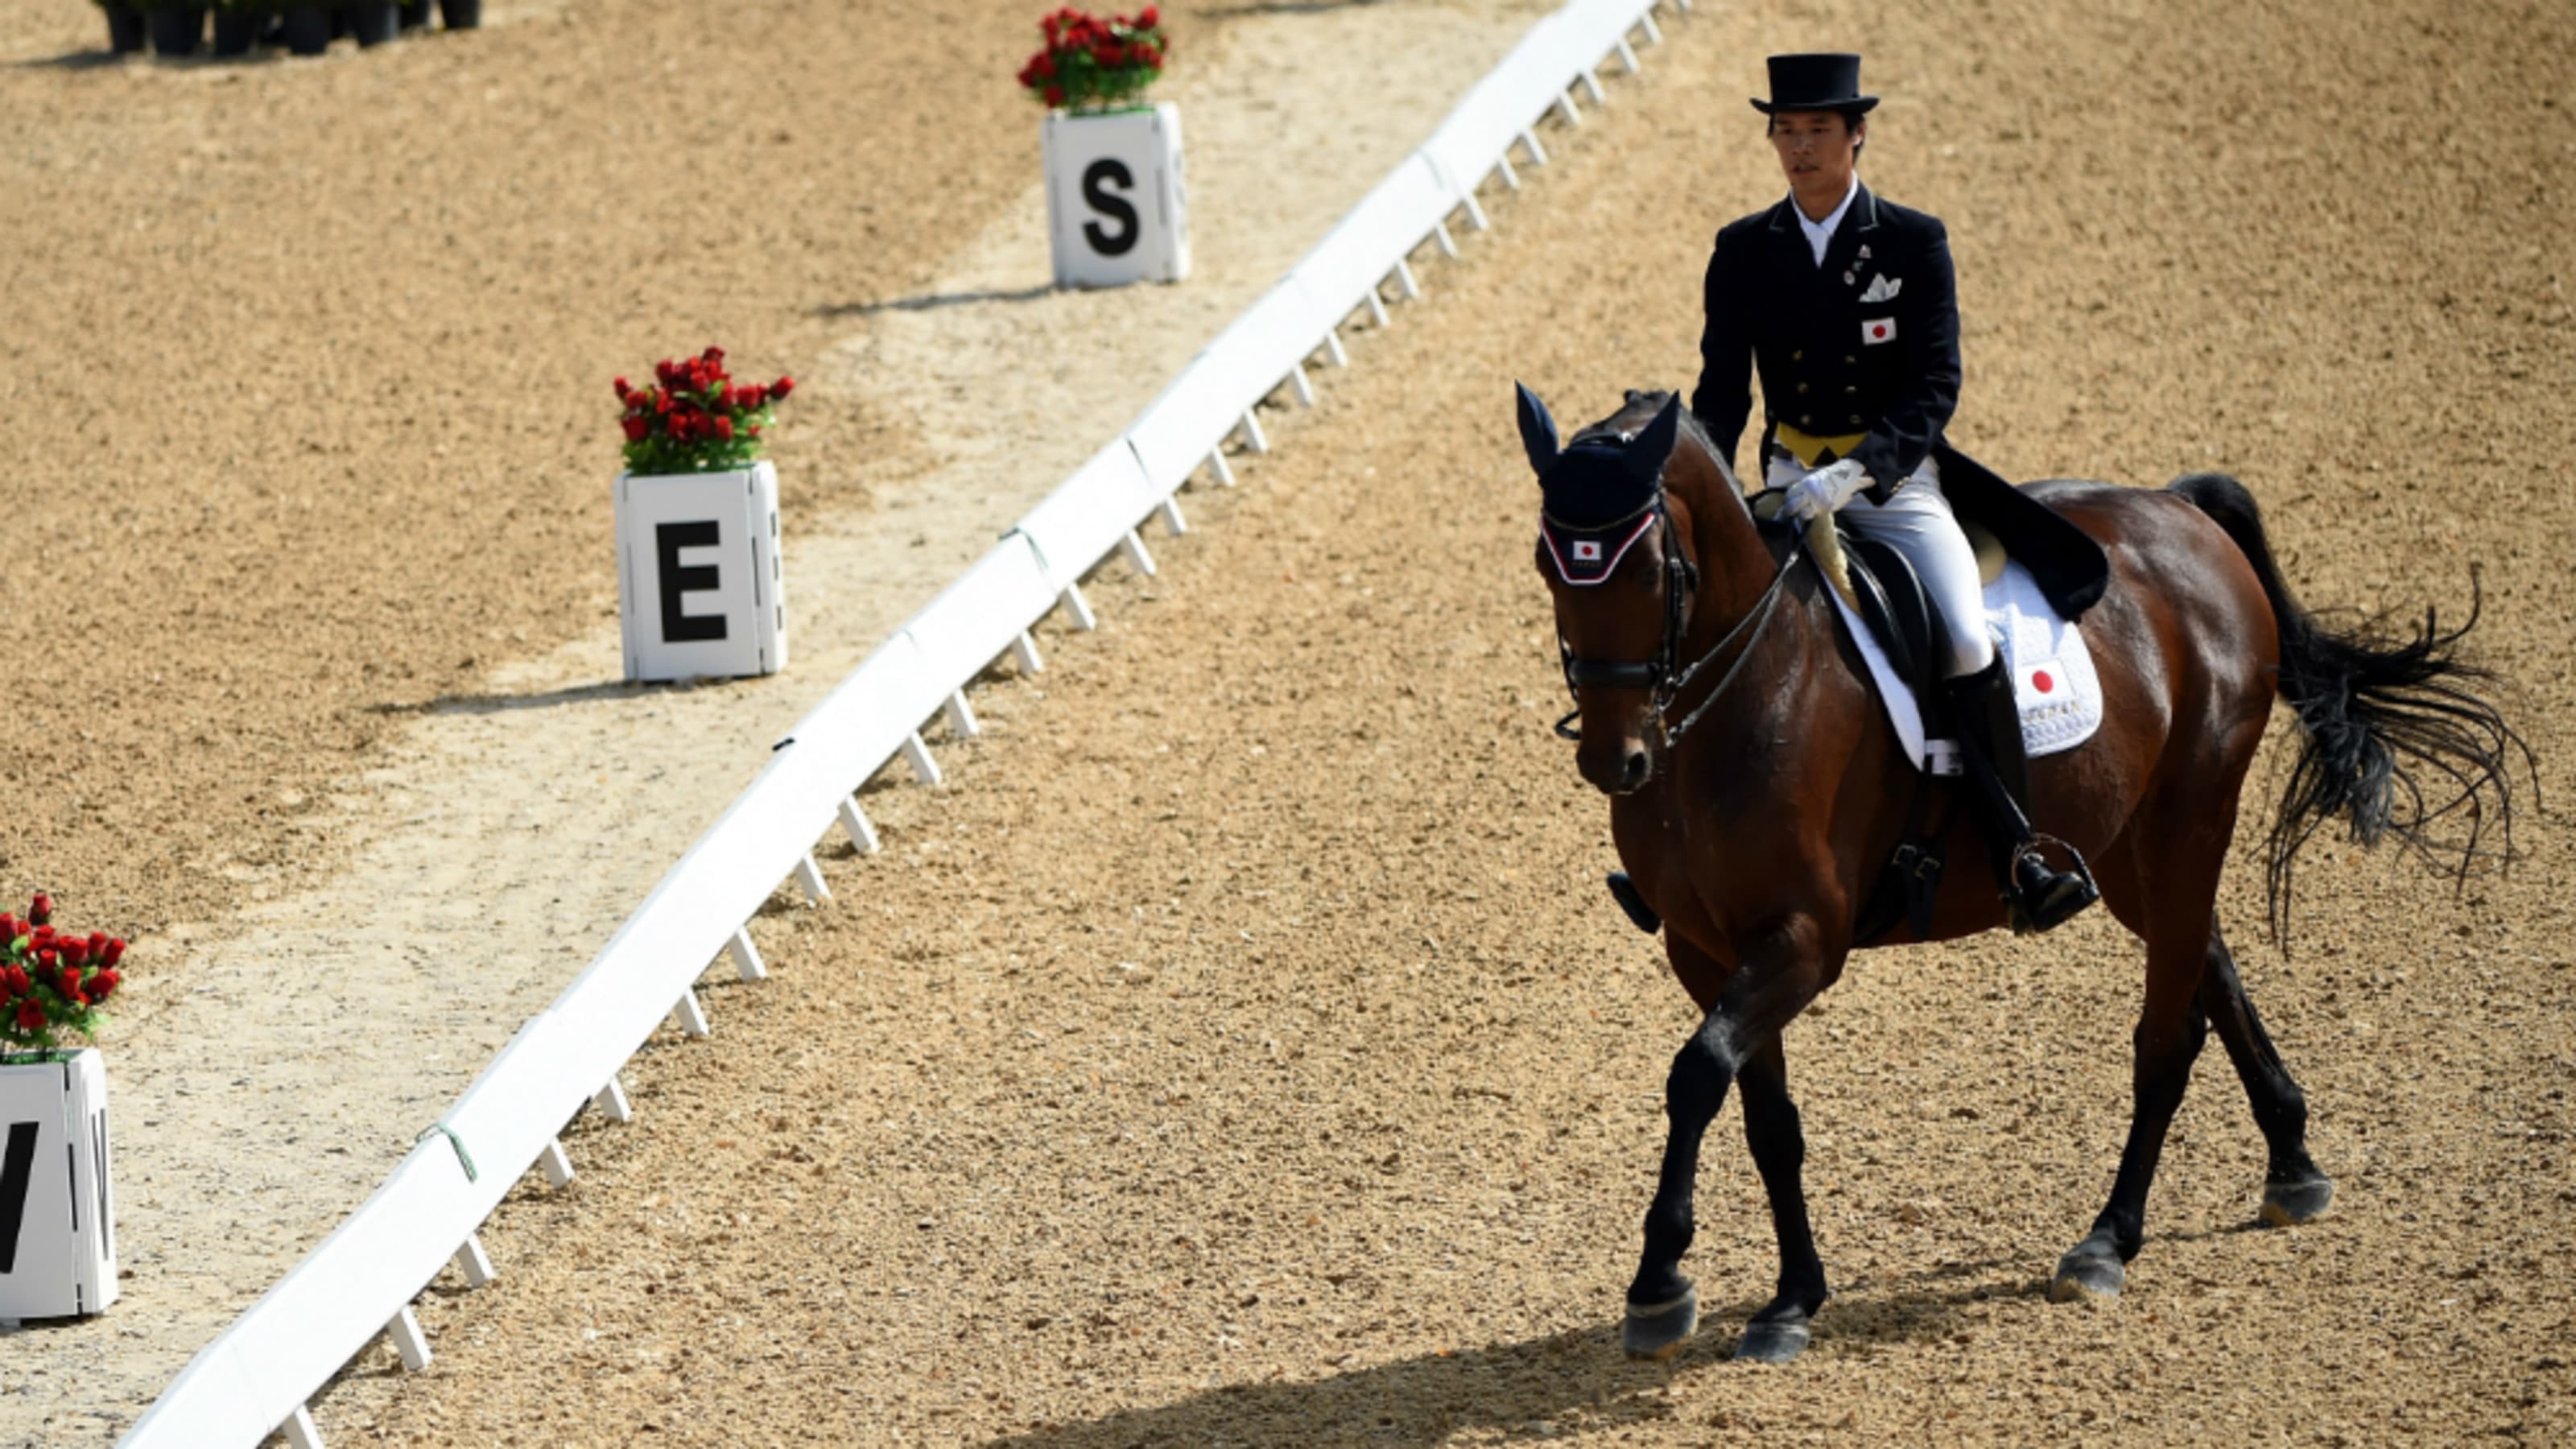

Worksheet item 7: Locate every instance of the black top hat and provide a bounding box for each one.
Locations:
[1750,52,1878,116]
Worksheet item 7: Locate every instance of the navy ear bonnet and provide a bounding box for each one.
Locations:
[1520,385,1681,587]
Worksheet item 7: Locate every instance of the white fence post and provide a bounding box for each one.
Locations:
[900,731,943,785]
[456,1234,497,1288]
[674,989,712,1038]
[726,927,767,982]
[791,851,831,903]
[386,1308,432,1372]
[593,1076,634,1124]
[1117,530,1158,578]
[838,797,881,854]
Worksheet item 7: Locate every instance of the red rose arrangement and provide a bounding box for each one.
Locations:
[613,347,796,476]
[1017,6,1166,113]
[1,894,127,1058]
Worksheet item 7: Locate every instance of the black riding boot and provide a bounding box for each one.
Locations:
[1945,657,2099,933]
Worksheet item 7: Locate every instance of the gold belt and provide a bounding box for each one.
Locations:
[1773,422,1867,469]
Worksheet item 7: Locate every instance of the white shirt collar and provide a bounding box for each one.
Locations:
[1793,176,1860,267]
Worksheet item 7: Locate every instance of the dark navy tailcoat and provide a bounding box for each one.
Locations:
[1690,182,2107,617]
[1690,183,1959,498]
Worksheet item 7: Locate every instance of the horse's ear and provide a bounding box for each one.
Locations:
[1624,394,1682,484]
[1513,382,1560,477]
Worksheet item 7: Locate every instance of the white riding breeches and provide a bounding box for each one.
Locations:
[1766,451,1996,679]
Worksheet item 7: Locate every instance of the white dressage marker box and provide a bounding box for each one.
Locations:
[1044,102,1190,287]
[614,461,788,683]
[0,1050,116,1320]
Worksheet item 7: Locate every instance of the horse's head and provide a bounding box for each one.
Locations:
[1521,384,1699,796]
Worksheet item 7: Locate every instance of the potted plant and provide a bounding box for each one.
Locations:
[210,0,267,56]
[95,0,147,53]
[345,0,398,46]
[1017,5,1166,114]
[0,894,127,1319]
[615,349,795,477]
[611,349,797,681]
[279,0,330,54]
[1022,7,1189,286]
[134,0,207,56]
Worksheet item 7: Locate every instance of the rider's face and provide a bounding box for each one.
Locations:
[1769,110,1862,199]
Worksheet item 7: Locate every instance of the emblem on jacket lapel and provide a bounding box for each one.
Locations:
[1859,274,1902,303]
[1858,244,1872,260]
[1842,269,1856,286]
[1863,317,1897,345]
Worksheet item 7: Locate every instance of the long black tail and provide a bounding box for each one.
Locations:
[2168,472,2536,940]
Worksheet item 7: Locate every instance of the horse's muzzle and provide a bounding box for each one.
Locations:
[1579,742,1654,796]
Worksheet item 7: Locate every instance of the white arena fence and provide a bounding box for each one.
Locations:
[120,0,1687,1442]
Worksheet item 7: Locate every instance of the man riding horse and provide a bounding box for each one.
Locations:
[1693,52,2097,931]
[1517,47,2525,1366]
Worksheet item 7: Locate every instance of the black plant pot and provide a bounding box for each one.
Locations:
[396,0,428,26]
[103,1,148,52]
[145,4,205,56]
[435,0,478,29]
[210,6,262,55]
[345,0,396,44]
[280,2,328,52]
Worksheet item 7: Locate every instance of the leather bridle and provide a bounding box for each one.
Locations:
[1552,488,1805,748]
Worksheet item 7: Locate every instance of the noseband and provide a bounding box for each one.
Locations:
[1551,488,1803,748]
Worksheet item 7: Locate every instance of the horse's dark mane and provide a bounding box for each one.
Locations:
[1568,389,1678,447]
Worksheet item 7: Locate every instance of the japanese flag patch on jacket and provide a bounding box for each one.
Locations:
[1862,317,1897,345]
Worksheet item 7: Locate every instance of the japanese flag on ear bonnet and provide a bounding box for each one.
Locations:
[1524,388,1682,585]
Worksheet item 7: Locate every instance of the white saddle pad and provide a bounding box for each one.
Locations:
[1826,557,2103,775]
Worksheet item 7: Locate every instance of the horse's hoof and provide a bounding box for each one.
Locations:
[1732,1319,1810,1364]
[2260,1174,2334,1226]
[2050,1247,2126,1302]
[1621,1286,1699,1361]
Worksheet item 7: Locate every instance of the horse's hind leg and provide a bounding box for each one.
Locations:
[2200,927,2333,1224]
[2052,960,2208,1301]
[2053,819,2226,1302]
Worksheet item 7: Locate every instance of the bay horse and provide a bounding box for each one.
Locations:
[1519,386,2529,1363]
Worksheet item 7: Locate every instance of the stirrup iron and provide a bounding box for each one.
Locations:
[2006,836,2099,935]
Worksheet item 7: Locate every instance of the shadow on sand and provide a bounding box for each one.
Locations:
[969,1267,2045,1447]
[1200,0,1388,18]
[374,678,750,716]
[10,47,129,69]
[813,283,1056,320]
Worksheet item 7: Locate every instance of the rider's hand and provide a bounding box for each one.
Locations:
[1782,459,1868,524]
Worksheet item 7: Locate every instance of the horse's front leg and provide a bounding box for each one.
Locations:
[1733,1034,1827,1361]
[1624,925,1827,1360]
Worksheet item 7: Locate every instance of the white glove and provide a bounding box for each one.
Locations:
[1781,458,1868,524]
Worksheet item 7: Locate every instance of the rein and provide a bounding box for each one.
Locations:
[1553,486,1806,747]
